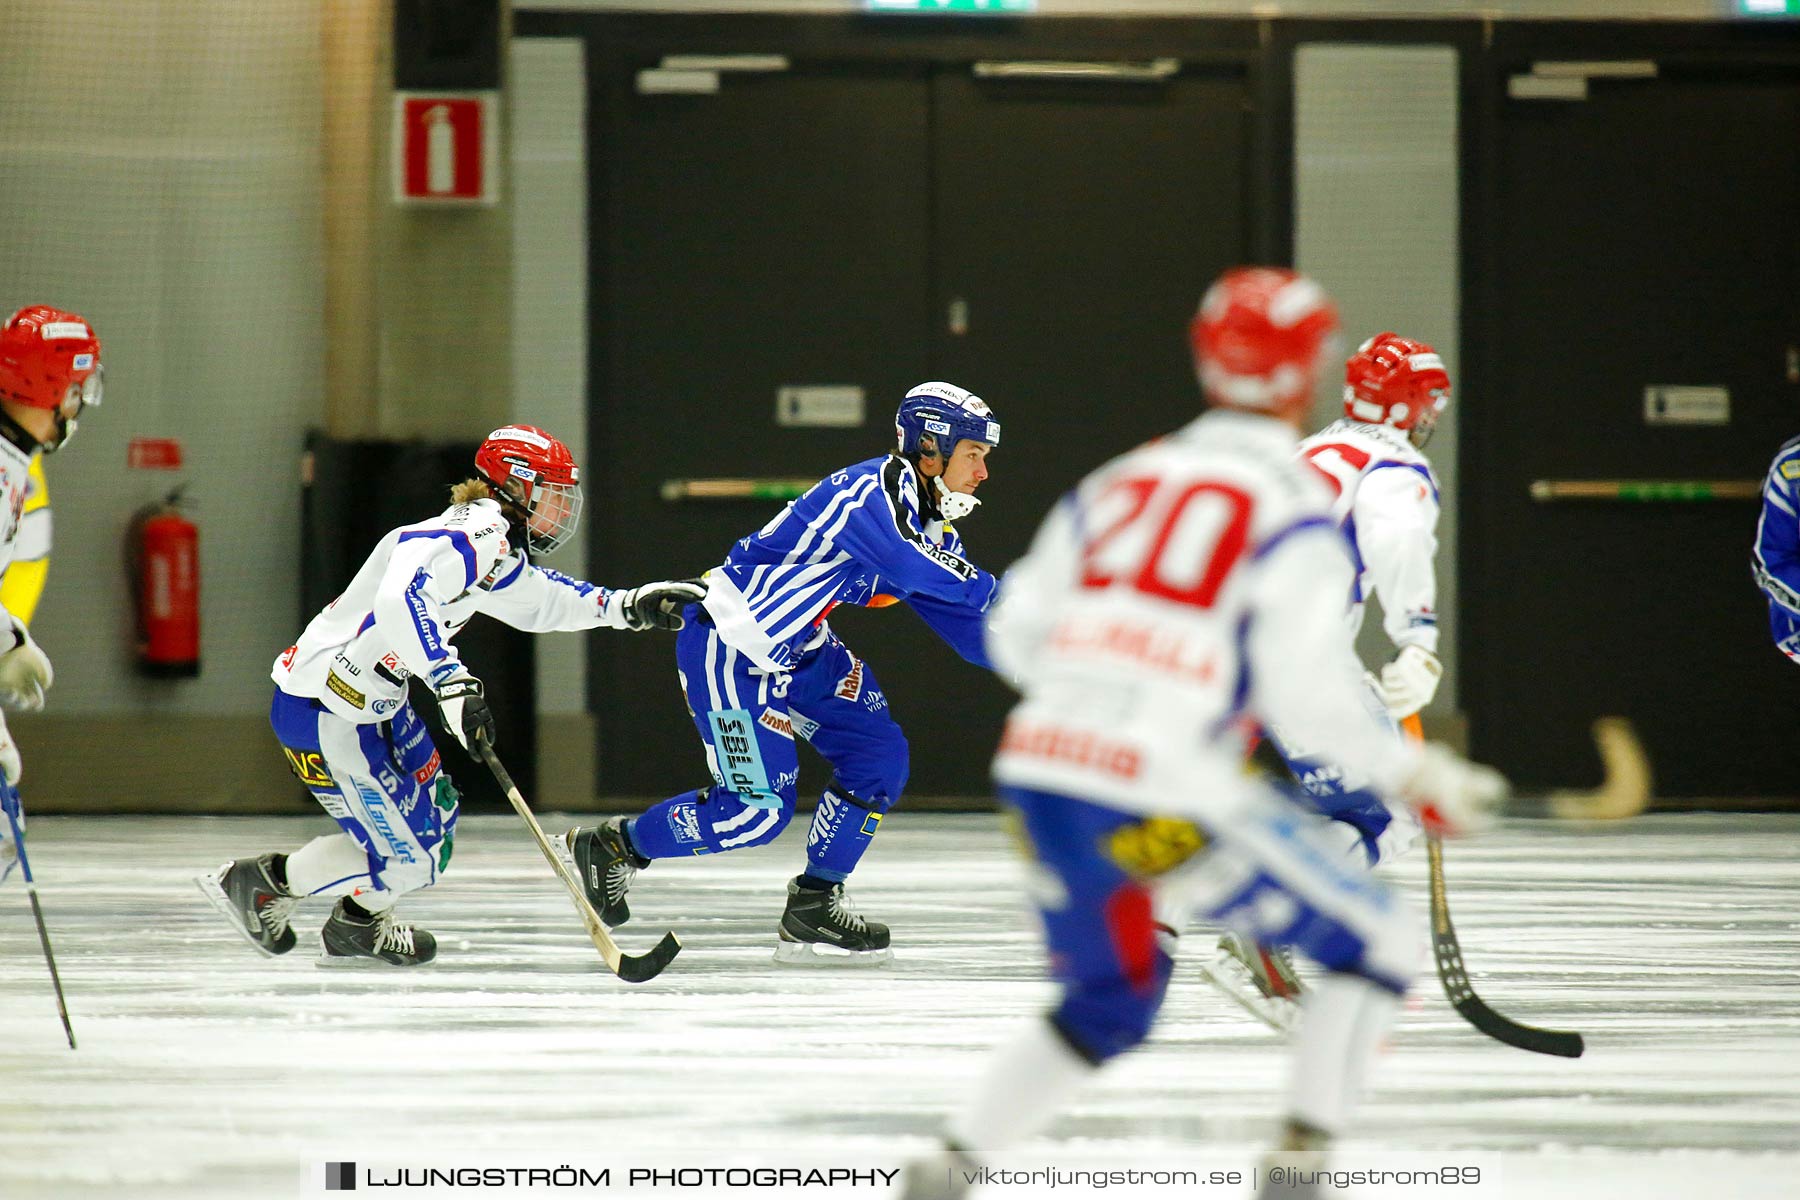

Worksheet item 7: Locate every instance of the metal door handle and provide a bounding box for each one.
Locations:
[1529,479,1760,502]
[973,58,1180,83]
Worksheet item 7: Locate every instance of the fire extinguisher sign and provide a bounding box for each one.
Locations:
[392,92,499,205]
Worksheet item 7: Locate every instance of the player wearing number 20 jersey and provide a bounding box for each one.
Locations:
[899,270,1506,1200]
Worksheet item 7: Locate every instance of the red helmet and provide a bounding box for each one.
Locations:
[473,424,582,555]
[1344,332,1451,446]
[0,306,103,450]
[1188,268,1338,417]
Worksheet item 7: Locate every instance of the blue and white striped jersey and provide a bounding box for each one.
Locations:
[700,454,999,672]
[1754,434,1800,663]
[274,497,635,723]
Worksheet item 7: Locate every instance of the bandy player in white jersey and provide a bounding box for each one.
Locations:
[900,269,1505,1200]
[1271,333,1453,867]
[196,426,703,966]
[0,306,102,882]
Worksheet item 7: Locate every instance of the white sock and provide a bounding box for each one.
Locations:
[284,833,385,905]
[948,1018,1098,1152]
[1285,973,1401,1136]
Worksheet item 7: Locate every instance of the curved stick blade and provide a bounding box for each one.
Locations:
[616,932,683,983]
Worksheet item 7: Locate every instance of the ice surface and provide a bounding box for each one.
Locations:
[3,812,1797,1198]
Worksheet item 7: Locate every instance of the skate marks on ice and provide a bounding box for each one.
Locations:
[1,813,1797,1198]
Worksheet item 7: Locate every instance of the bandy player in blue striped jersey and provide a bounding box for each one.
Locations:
[197,426,703,966]
[563,383,1002,963]
[1754,433,1800,662]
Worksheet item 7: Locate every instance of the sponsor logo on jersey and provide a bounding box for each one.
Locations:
[398,719,429,755]
[808,791,845,848]
[1046,618,1218,683]
[1298,764,1346,796]
[862,688,886,713]
[356,785,416,863]
[919,541,976,580]
[325,670,366,709]
[788,708,821,742]
[708,710,780,805]
[997,719,1143,780]
[374,652,409,687]
[1105,815,1206,879]
[331,653,361,677]
[371,698,398,716]
[413,749,441,786]
[835,657,864,702]
[757,709,794,740]
[1782,460,1800,481]
[281,746,334,790]
[404,573,445,658]
[541,567,598,598]
[670,804,703,845]
[278,644,298,671]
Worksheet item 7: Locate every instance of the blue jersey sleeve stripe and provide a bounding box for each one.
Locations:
[879,456,978,581]
[489,556,527,592]
[397,529,478,590]
[1250,516,1340,563]
[403,568,451,663]
[1364,460,1441,504]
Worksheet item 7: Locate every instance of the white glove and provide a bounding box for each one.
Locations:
[0,708,20,784]
[1397,742,1507,838]
[431,665,495,753]
[0,619,53,711]
[613,578,708,632]
[1377,644,1441,718]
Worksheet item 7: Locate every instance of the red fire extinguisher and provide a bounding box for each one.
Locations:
[129,489,201,678]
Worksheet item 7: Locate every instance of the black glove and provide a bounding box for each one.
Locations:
[617,578,708,632]
[433,667,495,752]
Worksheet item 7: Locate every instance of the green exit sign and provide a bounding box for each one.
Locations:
[1738,0,1798,14]
[866,0,1037,12]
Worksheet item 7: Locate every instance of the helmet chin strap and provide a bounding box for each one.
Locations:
[933,475,980,521]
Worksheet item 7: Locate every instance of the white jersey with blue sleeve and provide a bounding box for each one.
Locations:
[274,497,635,722]
[1298,419,1441,654]
[700,453,999,671]
[988,409,1419,818]
[1755,435,1800,663]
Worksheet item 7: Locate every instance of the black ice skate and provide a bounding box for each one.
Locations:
[318,899,437,967]
[1257,1122,1329,1200]
[897,1147,978,1200]
[774,878,892,965]
[562,818,644,928]
[195,854,299,957]
[1199,931,1304,1033]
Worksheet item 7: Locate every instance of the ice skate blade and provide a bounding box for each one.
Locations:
[772,937,893,967]
[314,949,435,969]
[1198,952,1300,1034]
[193,868,280,959]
